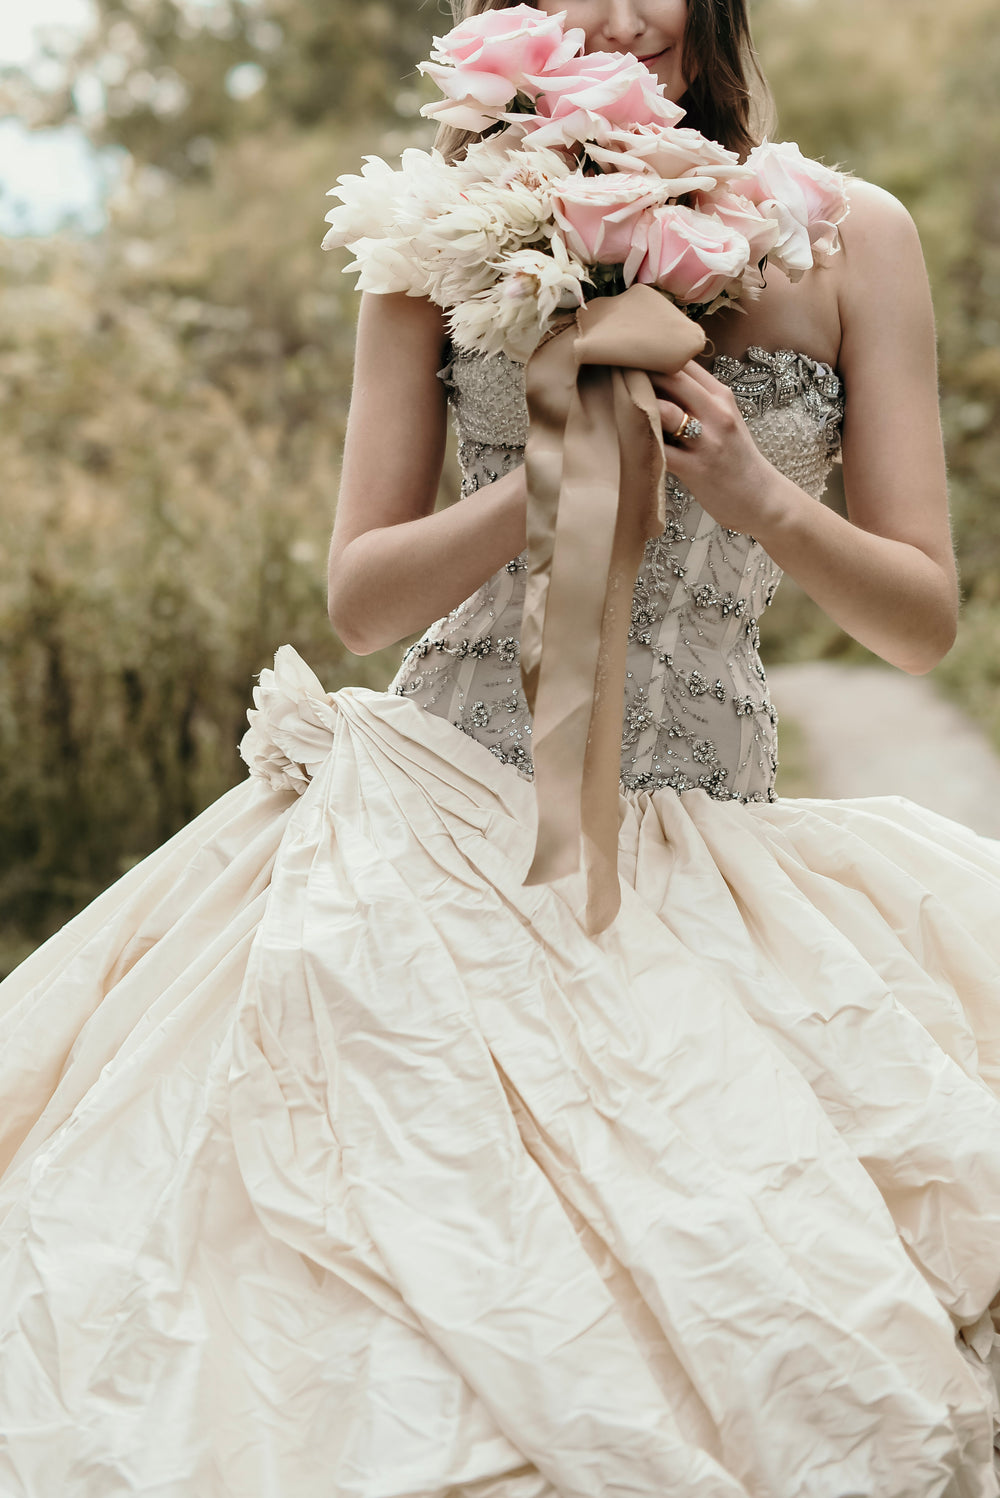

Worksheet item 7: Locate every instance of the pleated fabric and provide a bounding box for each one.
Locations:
[2,658,1000,1498]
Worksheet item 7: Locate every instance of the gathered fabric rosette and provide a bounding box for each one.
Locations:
[239,646,339,796]
[322,5,850,931]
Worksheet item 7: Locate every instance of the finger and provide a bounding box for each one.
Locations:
[680,357,725,391]
[651,360,718,396]
[653,367,714,418]
[657,400,690,439]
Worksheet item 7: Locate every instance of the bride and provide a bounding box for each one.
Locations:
[2,0,1000,1494]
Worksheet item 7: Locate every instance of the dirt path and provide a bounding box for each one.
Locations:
[767,661,1000,839]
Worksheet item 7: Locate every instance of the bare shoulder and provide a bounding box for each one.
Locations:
[841,176,915,233]
[836,179,926,295]
[832,177,934,369]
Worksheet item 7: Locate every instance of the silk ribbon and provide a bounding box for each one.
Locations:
[521,283,706,933]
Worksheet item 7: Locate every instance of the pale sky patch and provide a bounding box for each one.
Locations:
[0,0,113,234]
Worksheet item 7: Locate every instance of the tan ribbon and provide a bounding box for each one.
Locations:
[521,283,706,933]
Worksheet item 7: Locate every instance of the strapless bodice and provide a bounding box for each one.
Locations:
[390,343,844,802]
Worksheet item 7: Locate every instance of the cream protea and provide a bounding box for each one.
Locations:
[321,155,405,249]
[448,237,589,361]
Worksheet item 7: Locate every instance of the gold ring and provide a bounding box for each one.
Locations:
[671,413,703,441]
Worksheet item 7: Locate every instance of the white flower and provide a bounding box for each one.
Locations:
[420,208,512,309]
[342,237,431,297]
[501,142,577,182]
[395,147,466,221]
[475,177,554,240]
[325,146,476,298]
[322,155,406,249]
[415,151,573,308]
[323,147,463,250]
[448,235,589,362]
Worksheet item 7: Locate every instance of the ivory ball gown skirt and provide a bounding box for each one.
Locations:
[3,342,1000,1497]
[2,656,1000,1498]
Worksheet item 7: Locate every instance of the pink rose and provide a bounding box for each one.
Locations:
[634,203,751,304]
[587,123,740,181]
[419,5,585,131]
[740,140,849,279]
[690,188,780,281]
[551,172,660,272]
[519,52,685,147]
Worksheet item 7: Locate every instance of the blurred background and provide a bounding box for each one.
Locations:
[0,0,998,973]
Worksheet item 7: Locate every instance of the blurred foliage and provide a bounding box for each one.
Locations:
[0,0,444,174]
[0,129,435,969]
[752,0,1000,676]
[753,0,1000,683]
[1,0,998,968]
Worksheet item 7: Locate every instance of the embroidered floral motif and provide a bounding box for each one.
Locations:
[714,346,844,461]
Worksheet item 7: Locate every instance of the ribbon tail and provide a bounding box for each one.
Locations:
[578,368,665,932]
[520,285,706,935]
[521,319,578,712]
[525,365,621,888]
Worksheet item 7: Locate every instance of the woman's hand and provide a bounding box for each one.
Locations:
[650,360,785,536]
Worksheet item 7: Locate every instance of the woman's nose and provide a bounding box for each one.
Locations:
[597,0,647,48]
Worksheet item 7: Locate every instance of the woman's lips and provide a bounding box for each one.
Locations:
[637,47,670,63]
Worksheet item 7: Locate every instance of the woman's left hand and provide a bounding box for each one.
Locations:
[651,360,787,537]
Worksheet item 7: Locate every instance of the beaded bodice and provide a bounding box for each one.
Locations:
[390,344,844,803]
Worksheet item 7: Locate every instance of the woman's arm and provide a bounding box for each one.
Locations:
[328,292,528,655]
[653,181,959,675]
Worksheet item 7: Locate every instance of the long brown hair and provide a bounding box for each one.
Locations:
[433,0,776,163]
[680,0,774,159]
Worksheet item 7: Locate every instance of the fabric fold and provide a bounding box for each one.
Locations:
[5,682,1000,1496]
[521,284,705,931]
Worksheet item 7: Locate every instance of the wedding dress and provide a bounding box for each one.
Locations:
[3,344,1000,1498]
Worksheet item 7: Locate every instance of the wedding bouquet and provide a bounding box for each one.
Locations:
[322,5,848,362]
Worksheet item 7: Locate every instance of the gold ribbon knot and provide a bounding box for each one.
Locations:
[520,282,706,933]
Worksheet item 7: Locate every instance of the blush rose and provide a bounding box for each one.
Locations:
[551,173,661,274]
[419,5,585,131]
[741,140,849,278]
[519,52,685,147]
[587,123,740,180]
[690,189,780,282]
[634,203,752,304]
